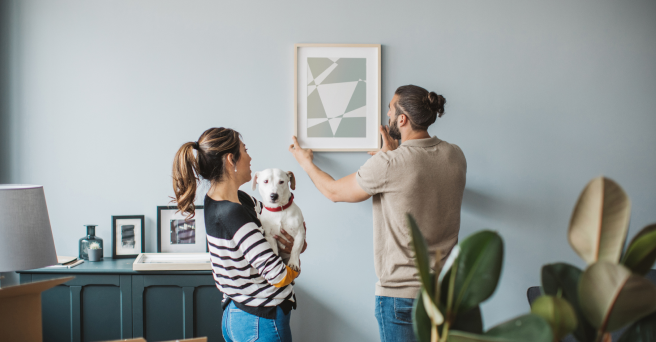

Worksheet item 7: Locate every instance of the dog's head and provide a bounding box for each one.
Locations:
[251,168,296,207]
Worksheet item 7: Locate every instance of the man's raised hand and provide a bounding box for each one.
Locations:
[289,136,314,169]
[368,125,399,156]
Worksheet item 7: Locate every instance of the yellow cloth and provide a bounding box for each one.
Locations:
[273,266,299,288]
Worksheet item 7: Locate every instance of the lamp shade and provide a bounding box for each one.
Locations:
[0,185,58,272]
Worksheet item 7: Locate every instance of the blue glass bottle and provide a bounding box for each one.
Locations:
[79,225,103,260]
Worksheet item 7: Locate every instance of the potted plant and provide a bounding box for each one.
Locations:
[408,176,656,342]
[87,241,103,262]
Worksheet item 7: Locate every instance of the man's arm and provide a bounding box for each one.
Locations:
[288,137,371,203]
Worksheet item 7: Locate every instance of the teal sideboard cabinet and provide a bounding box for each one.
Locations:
[18,258,224,342]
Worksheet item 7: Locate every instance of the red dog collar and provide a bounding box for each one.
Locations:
[263,194,294,212]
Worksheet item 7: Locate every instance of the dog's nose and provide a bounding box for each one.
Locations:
[270,193,279,201]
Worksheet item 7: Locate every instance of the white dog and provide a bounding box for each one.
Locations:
[252,168,306,272]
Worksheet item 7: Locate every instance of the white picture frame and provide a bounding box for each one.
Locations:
[294,44,382,152]
[156,206,207,253]
[132,253,211,271]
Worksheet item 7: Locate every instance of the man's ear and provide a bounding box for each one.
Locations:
[287,171,296,191]
[251,172,259,191]
[398,113,408,127]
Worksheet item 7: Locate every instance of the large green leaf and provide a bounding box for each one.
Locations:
[448,230,504,316]
[407,214,435,298]
[413,289,433,342]
[447,314,553,342]
[568,177,631,264]
[450,306,483,334]
[617,311,656,342]
[579,261,656,331]
[530,295,577,340]
[621,223,656,275]
[541,263,596,342]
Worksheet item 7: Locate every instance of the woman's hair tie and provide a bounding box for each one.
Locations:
[193,141,200,150]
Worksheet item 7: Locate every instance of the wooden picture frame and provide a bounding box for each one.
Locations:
[156,206,208,253]
[294,43,382,152]
[112,215,145,259]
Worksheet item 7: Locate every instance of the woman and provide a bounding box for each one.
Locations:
[172,127,303,342]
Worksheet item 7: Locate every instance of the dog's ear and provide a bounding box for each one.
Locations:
[287,171,296,190]
[251,172,259,191]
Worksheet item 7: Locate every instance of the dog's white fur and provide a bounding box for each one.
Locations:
[252,168,305,272]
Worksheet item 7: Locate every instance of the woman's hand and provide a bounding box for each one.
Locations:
[274,228,307,254]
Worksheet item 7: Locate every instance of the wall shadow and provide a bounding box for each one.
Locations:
[291,286,375,342]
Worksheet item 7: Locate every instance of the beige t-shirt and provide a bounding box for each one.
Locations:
[356,136,467,298]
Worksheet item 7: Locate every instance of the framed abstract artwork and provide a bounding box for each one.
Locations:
[156,206,208,253]
[294,44,382,151]
[111,215,145,259]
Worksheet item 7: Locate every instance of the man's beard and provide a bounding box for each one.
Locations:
[388,116,402,140]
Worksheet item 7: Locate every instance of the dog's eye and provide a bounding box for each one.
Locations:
[263,180,268,184]
[279,181,284,184]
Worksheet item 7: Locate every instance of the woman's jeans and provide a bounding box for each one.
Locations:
[375,296,417,342]
[222,301,292,342]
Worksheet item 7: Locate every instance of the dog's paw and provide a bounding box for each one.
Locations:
[287,259,300,272]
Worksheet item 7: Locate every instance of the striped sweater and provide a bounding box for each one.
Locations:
[204,190,298,318]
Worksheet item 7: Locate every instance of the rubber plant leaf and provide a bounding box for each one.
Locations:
[413,289,433,342]
[447,314,553,342]
[541,263,596,342]
[421,287,444,325]
[530,295,578,341]
[450,306,484,335]
[450,230,504,317]
[621,223,656,275]
[568,177,631,264]
[407,214,436,302]
[579,261,656,332]
[617,311,656,342]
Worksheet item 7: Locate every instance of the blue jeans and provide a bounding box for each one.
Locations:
[375,296,417,342]
[222,301,292,342]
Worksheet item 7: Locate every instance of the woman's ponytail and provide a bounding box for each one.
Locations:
[171,127,242,218]
[172,141,200,218]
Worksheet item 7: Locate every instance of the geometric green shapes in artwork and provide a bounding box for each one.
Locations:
[321,58,366,85]
[307,88,327,119]
[308,58,335,81]
[307,120,334,137]
[344,80,366,114]
[335,117,366,138]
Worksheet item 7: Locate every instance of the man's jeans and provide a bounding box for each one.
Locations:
[375,296,417,342]
[222,301,292,342]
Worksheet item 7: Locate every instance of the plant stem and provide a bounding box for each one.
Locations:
[431,324,439,342]
[439,320,450,342]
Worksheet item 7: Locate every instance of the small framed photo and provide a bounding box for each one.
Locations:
[157,206,207,253]
[112,215,145,259]
[294,43,382,152]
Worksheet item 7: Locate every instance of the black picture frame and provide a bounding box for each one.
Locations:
[157,206,208,253]
[111,215,145,259]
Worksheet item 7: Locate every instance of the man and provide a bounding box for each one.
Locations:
[289,85,467,342]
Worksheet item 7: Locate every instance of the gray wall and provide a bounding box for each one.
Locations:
[3,0,656,339]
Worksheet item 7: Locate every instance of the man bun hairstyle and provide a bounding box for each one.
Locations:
[394,85,446,131]
[172,127,242,217]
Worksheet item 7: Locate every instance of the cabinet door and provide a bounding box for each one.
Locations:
[26,274,132,342]
[132,275,224,342]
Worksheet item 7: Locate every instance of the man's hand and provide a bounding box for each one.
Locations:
[368,125,399,156]
[289,136,314,169]
[274,229,307,254]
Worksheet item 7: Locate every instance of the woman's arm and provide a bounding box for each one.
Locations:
[236,223,299,288]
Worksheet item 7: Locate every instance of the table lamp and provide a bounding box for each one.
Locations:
[0,185,58,273]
